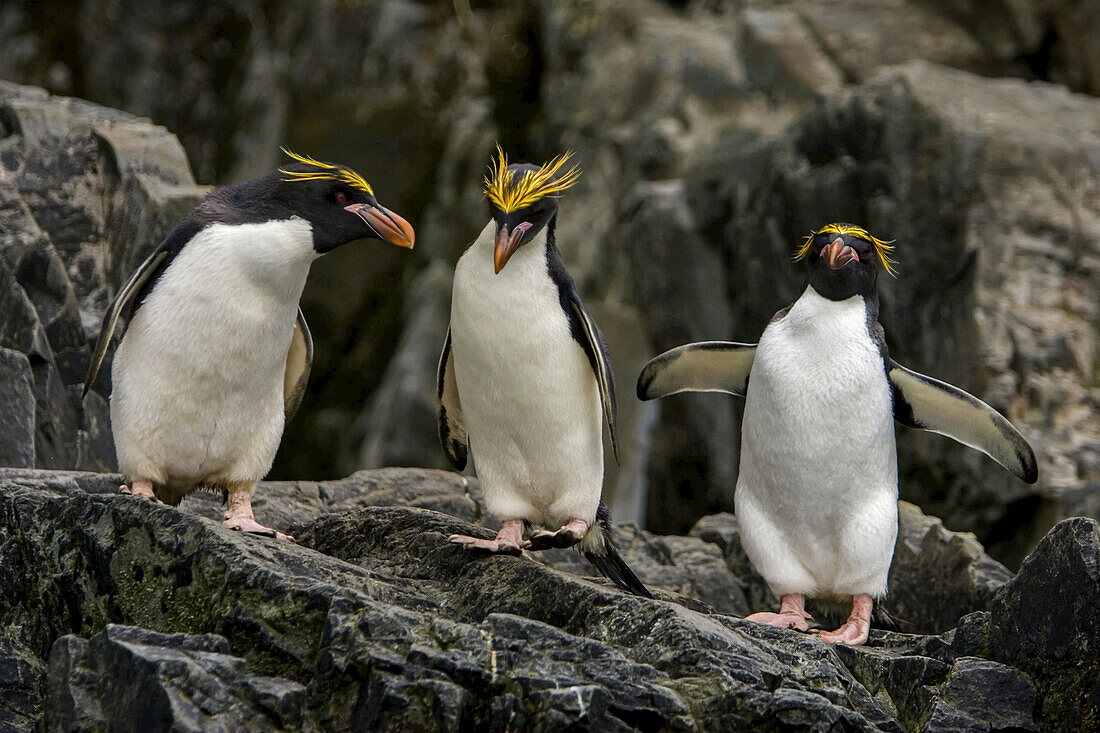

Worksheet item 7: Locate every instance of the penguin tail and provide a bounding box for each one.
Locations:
[580,502,653,599]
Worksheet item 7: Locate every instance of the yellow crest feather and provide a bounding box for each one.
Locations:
[278,147,374,195]
[483,145,581,213]
[794,223,897,276]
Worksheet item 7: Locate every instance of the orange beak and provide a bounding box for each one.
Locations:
[345,203,415,248]
[493,222,531,274]
[822,237,858,269]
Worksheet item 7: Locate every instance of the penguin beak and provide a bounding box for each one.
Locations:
[494,222,532,274]
[823,238,858,269]
[345,203,415,248]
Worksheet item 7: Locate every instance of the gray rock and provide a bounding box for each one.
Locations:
[46,625,308,732]
[836,640,1037,732]
[0,80,203,474]
[352,262,456,474]
[990,517,1100,729]
[888,502,1013,634]
[0,636,43,733]
[2,472,901,730]
[0,348,34,468]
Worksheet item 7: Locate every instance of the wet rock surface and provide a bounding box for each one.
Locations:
[2,467,1095,730]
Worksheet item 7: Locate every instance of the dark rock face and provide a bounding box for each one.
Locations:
[46,626,308,732]
[0,81,203,476]
[5,467,1092,730]
[989,517,1100,730]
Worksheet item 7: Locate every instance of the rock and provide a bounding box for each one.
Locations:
[0,80,203,474]
[989,517,1100,729]
[616,181,739,533]
[888,502,1013,634]
[4,467,1067,730]
[350,263,456,474]
[45,625,308,731]
[2,471,903,730]
[0,348,34,468]
[690,512,777,613]
[0,636,43,733]
[836,637,1037,731]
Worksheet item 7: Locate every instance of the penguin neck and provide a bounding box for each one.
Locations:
[791,285,877,327]
[803,282,879,317]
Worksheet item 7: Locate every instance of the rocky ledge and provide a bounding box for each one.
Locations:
[1,469,1096,731]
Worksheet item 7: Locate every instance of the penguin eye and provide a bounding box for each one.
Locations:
[334,191,349,205]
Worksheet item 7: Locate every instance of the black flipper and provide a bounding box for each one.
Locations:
[888,360,1038,483]
[637,341,757,400]
[437,328,469,470]
[582,502,652,598]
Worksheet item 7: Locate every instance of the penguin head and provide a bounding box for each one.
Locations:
[795,223,896,300]
[483,146,580,273]
[276,149,415,254]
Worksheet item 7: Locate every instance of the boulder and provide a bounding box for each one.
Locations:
[4,467,1079,729]
[990,517,1100,729]
[46,625,307,732]
[0,80,203,475]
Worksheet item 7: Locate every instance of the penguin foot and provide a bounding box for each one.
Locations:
[813,594,872,646]
[524,518,589,551]
[223,485,293,541]
[449,534,523,555]
[746,593,812,632]
[119,479,160,502]
[223,516,295,542]
[449,518,525,556]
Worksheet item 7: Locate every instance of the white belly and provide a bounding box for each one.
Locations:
[736,288,898,597]
[110,220,315,493]
[449,223,603,527]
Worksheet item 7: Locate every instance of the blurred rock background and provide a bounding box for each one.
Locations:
[0,0,1097,568]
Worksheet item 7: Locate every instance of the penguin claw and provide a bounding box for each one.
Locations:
[524,519,589,551]
[812,594,872,645]
[812,623,869,646]
[119,481,161,502]
[448,534,523,556]
[224,518,294,542]
[744,611,811,632]
[524,527,582,551]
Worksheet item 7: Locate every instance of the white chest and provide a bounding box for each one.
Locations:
[740,288,896,498]
[450,223,580,381]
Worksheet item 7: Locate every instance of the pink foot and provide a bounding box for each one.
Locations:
[223,485,293,542]
[814,594,872,645]
[525,518,588,551]
[450,518,524,555]
[119,479,160,501]
[746,593,812,632]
